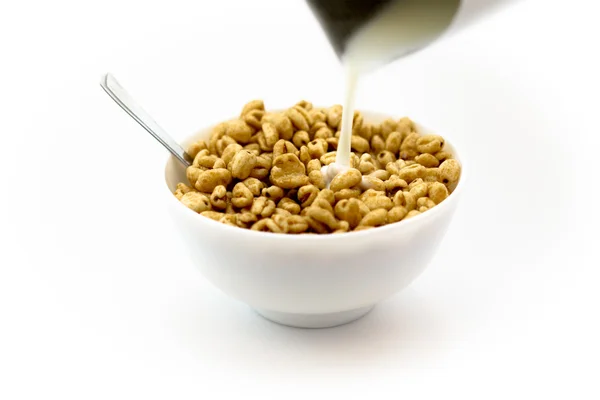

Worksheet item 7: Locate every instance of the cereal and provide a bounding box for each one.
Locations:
[181,192,211,213]
[292,130,311,149]
[273,139,299,160]
[287,215,309,233]
[415,153,440,168]
[250,196,276,218]
[262,185,285,202]
[232,182,254,208]
[308,171,326,189]
[334,198,363,229]
[225,120,254,144]
[262,122,280,149]
[370,134,385,154]
[201,210,224,221]
[397,163,425,183]
[221,144,243,166]
[385,131,402,154]
[359,209,388,227]
[438,159,461,186]
[385,175,408,195]
[299,146,312,166]
[242,178,265,197]
[210,185,228,210]
[308,139,329,160]
[195,168,232,193]
[409,181,429,199]
[229,150,257,180]
[244,109,265,130]
[428,182,449,204]
[287,107,311,131]
[306,159,322,174]
[400,132,419,160]
[270,154,310,189]
[326,105,343,129]
[351,135,370,153]
[298,184,320,208]
[187,140,208,159]
[278,198,301,215]
[334,188,362,203]
[387,206,408,223]
[329,168,362,192]
[240,100,264,117]
[175,101,461,233]
[416,135,445,154]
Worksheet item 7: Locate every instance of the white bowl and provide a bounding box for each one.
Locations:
[164,111,465,328]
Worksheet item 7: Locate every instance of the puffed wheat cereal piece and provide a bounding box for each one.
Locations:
[428,182,449,204]
[416,135,445,154]
[329,168,362,192]
[371,134,385,154]
[210,185,228,210]
[415,153,440,168]
[180,192,211,213]
[397,164,425,183]
[187,140,208,159]
[438,159,461,186]
[249,155,271,180]
[369,169,390,181]
[228,150,257,180]
[308,139,329,160]
[363,193,393,211]
[201,210,224,221]
[297,185,320,208]
[409,182,429,199]
[376,150,396,167]
[251,218,284,233]
[334,198,363,229]
[306,159,322,174]
[195,168,232,193]
[221,144,243,166]
[287,215,309,233]
[278,198,301,215]
[405,210,421,219]
[244,109,265,130]
[262,185,285,202]
[225,120,254,144]
[359,209,388,227]
[250,196,276,218]
[385,175,408,195]
[287,106,312,131]
[351,135,370,153]
[299,146,312,166]
[417,197,436,209]
[326,105,343,130]
[241,177,264,196]
[240,100,264,117]
[273,139,299,160]
[385,131,402,154]
[400,132,419,160]
[387,206,408,223]
[308,170,327,189]
[270,154,310,189]
[334,188,362,202]
[232,182,254,208]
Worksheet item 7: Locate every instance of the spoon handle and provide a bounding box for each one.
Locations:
[100,73,192,167]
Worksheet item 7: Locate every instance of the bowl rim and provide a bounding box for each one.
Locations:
[164,109,467,242]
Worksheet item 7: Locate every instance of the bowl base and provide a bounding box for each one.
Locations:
[254,305,375,329]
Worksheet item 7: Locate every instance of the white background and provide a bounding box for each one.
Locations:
[1,0,599,398]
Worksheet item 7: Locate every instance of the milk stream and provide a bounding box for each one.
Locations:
[319,0,461,186]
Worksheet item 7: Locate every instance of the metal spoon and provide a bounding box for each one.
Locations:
[100,73,192,167]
